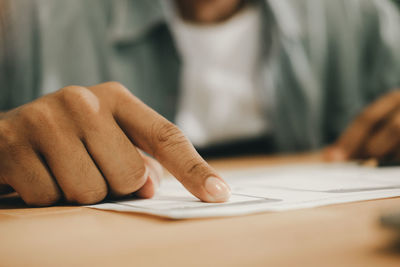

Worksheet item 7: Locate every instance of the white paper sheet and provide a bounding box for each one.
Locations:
[88,163,400,219]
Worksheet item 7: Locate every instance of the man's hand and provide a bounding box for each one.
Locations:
[324,90,400,161]
[0,82,230,206]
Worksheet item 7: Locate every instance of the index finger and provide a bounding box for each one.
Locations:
[94,82,231,203]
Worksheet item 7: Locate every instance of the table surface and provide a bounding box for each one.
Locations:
[1,153,400,267]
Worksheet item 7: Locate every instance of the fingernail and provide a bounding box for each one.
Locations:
[204,176,231,202]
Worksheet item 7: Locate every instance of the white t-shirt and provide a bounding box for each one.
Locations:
[165,4,269,148]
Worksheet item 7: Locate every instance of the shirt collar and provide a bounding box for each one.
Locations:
[109,0,165,45]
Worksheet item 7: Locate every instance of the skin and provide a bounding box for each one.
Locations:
[0,82,230,206]
[2,1,396,205]
[174,0,244,23]
[0,0,243,206]
[324,90,400,162]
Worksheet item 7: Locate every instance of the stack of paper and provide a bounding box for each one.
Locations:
[89,163,400,219]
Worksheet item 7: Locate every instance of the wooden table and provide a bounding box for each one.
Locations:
[1,153,400,267]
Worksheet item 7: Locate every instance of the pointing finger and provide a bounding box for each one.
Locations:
[93,82,231,203]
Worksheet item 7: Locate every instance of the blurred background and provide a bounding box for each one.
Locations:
[1,0,400,159]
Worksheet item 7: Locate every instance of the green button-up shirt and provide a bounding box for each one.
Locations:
[1,0,400,151]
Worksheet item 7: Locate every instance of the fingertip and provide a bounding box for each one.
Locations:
[135,176,159,199]
[203,176,231,203]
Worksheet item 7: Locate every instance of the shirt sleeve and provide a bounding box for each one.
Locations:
[361,0,400,100]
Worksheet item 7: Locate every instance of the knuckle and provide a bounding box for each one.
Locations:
[93,81,131,100]
[183,158,214,180]
[114,165,147,195]
[67,187,107,205]
[59,85,89,100]
[18,102,57,132]
[58,85,100,115]
[102,81,129,95]
[90,82,132,111]
[186,161,203,175]
[151,121,187,156]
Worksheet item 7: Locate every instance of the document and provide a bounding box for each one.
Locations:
[88,163,400,219]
